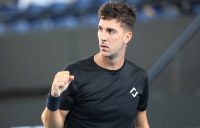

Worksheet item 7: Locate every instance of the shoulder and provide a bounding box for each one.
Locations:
[125,60,149,90]
[64,56,93,71]
[124,59,148,83]
[125,59,147,75]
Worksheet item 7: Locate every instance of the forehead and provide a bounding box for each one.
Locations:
[98,18,123,29]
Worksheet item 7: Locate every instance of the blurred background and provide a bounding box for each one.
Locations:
[0,0,200,127]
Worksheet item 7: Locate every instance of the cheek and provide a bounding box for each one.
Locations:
[113,38,125,50]
[111,36,124,45]
[97,32,100,39]
[114,33,124,41]
[110,41,124,51]
[110,35,121,43]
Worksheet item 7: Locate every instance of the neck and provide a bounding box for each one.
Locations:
[94,53,125,70]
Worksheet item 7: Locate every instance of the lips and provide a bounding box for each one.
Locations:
[100,44,109,52]
[100,44,109,48]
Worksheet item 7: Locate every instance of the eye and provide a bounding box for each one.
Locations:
[107,28,115,34]
[98,26,102,31]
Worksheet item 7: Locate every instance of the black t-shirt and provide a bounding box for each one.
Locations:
[59,56,149,128]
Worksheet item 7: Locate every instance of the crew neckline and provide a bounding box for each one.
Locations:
[90,55,126,73]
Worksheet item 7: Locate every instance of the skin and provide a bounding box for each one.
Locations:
[41,18,150,128]
[94,18,131,70]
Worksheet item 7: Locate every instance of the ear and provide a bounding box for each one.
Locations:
[124,31,133,45]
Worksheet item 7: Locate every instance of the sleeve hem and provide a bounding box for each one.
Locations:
[137,107,147,111]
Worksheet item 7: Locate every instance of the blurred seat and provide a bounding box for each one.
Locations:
[52,15,79,29]
[28,18,54,31]
[48,3,69,18]
[191,3,200,15]
[6,19,30,33]
[75,0,93,15]
[25,4,47,21]
[161,5,181,19]
[1,4,19,22]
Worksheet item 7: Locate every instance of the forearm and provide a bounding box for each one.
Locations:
[135,120,150,128]
[135,118,150,128]
[135,110,150,128]
[135,124,150,128]
[41,107,64,128]
[41,71,73,128]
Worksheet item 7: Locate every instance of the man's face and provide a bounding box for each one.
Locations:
[97,18,131,58]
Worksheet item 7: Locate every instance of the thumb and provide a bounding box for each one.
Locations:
[69,75,75,81]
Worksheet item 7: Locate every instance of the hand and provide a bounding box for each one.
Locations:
[51,71,74,97]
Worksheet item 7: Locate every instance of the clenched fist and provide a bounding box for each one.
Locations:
[51,71,74,97]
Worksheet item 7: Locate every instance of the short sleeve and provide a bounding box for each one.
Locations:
[59,65,79,110]
[137,71,149,111]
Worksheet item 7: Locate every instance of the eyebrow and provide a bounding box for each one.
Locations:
[98,25,116,31]
[107,28,115,31]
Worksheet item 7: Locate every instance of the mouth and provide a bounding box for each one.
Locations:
[100,45,110,52]
[100,44,109,49]
[100,44,109,52]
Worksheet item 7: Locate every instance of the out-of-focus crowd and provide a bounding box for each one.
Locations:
[0,0,199,35]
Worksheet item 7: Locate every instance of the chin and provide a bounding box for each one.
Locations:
[99,51,110,56]
[99,51,116,59]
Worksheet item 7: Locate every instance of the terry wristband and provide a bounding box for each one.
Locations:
[46,93,61,111]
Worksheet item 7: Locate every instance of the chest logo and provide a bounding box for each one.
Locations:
[130,87,138,98]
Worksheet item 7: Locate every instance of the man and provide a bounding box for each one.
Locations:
[41,1,150,128]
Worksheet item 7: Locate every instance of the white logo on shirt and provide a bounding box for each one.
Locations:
[130,87,138,98]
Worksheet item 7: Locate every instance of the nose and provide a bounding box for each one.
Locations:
[98,30,107,43]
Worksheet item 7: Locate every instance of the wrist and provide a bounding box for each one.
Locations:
[46,92,61,111]
[50,88,61,97]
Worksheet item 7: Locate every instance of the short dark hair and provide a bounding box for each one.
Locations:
[98,1,136,31]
